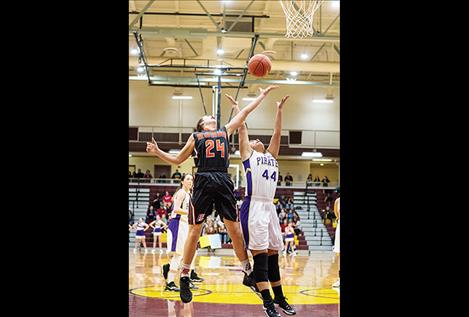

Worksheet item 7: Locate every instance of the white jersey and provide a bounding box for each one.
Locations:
[242,150,278,200]
[170,189,190,222]
[240,150,283,251]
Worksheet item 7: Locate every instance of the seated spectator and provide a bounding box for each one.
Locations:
[278,209,287,224]
[322,175,330,187]
[279,196,286,208]
[156,207,166,219]
[324,192,334,209]
[128,209,134,225]
[151,192,162,210]
[146,206,156,222]
[314,175,321,186]
[286,209,294,223]
[143,169,153,178]
[135,168,144,178]
[292,219,302,237]
[280,219,288,235]
[286,197,294,210]
[277,173,283,186]
[284,172,293,186]
[306,173,313,187]
[171,169,182,180]
[163,191,172,209]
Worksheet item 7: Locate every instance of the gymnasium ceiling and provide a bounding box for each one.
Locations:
[129,0,340,87]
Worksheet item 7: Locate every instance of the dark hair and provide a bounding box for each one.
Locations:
[196,117,204,132]
[175,173,193,193]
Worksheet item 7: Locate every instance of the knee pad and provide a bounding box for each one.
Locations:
[268,253,280,282]
[253,253,269,283]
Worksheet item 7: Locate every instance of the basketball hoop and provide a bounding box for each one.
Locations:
[279,0,323,38]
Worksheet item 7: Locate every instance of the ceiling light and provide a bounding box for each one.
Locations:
[243,92,257,101]
[320,163,324,166]
[312,158,333,162]
[301,53,308,60]
[136,66,145,73]
[301,152,323,158]
[172,95,193,100]
[331,1,340,9]
[290,71,298,76]
[217,48,224,55]
[312,99,334,103]
[130,48,139,56]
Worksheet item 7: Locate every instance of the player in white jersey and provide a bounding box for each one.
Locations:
[332,191,340,288]
[226,94,295,317]
[161,174,204,291]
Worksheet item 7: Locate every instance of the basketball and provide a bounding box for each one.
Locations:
[248,54,272,77]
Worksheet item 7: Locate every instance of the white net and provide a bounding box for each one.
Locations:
[279,0,323,38]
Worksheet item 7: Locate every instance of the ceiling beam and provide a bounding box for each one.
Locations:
[129,0,156,29]
[195,0,222,32]
[130,27,339,42]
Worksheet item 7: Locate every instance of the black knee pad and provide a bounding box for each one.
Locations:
[253,253,269,283]
[268,253,281,282]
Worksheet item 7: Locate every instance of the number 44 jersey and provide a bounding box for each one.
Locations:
[243,150,279,200]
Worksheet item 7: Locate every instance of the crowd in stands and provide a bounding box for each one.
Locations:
[129,168,186,184]
[306,174,331,187]
[130,183,306,254]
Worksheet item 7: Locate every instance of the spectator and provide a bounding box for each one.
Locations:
[278,209,287,223]
[151,192,162,210]
[306,173,313,186]
[146,206,156,222]
[286,209,294,223]
[277,173,283,186]
[284,172,293,186]
[280,219,288,234]
[286,196,294,210]
[313,175,321,186]
[171,169,182,180]
[218,222,228,244]
[128,170,132,178]
[156,207,166,219]
[322,175,330,187]
[135,168,144,178]
[292,219,302,237]
[128,209,134,225]
[162,191,172,209]
[324,192,334,209]
[279,195,286,208]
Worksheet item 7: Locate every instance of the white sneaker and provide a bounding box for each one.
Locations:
[144,249,149,254]
[159,249,164,254]
[282,251,287,256]
[332,278,340,288]
[151,249,156,254]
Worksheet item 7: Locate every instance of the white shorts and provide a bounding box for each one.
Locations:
[166,218,188,255]
[240,196,283,251]
[153,231,162,236]
[333,219,340,253]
